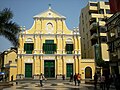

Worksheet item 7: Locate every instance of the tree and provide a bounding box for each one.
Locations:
[96,58,105,67]
[0,8,20,47]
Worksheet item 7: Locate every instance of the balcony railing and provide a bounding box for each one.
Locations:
[91,33,98,39]
[90,22,98,31]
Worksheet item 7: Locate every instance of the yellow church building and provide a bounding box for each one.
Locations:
[17,6,95,80]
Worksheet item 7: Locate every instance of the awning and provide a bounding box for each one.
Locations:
[0,72,5,75]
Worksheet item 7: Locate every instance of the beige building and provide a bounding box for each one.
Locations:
[106,12,120,74]
[79,1,112,74]
[0,48,17,81]
[17,6,95,80]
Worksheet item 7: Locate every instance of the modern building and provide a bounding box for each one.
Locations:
[79,1,112,74]
[0,48,17,81]
[17,6,95,80]
[106,12,120,75]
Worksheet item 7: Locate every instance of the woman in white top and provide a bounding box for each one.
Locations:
[40,73,45,87]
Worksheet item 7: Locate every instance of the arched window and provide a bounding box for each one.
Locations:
[65,38,73,54]
[25,38,33,43]
[24,38,34,54]
[66,38,73,44]
[85,67,92,79]
[46,22,53,33]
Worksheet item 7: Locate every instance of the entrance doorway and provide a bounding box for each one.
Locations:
[44,60,55,78]
[85,67,92,79]
[25,63,32,78]
[66,63,73,77]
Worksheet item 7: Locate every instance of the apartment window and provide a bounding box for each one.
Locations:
[109,42,114,52]
[24,43,34,54]
[105,2,109,5]
[99,26,106,33]
[106,9,110,14]
[90,3,97,6]
[100,36,107,43]
[91,39,98,46]
[43,40,57,54]
[110,29,115,37]
[117,26,120,36]
[98,18,103,21]
[82,20,84,25]
[99,9,104,14]
[89,18,96,25]
[65,44,73,54]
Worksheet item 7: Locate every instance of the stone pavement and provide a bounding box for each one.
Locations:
[0,79,116,90]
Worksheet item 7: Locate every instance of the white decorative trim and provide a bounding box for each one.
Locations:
[66,59,74,63]
[24,59,33,63]
[46,22,54,34]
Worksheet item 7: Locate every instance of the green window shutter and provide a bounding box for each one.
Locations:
[24,43,27,51]
[66,44,73,51]
[45,40,54,44]
[43,43,45,51]
[66,44,73,54]
[54,44,57,51]
[71,44,73,51]
[43,40,57,54]
[24,43,34,54]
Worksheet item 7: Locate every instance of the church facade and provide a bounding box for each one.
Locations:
[17,6,95,79]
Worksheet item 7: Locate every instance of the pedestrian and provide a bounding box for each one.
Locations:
[94,73,98,89]
[39,73,45,87]
[114,74,120,90]
[70,73,73,82]
[105,75,111,90]
[73,73,77,86]
[62,74,65,80]
[77,73,81,86]
[99,74,105,90]
[11,75,13,81]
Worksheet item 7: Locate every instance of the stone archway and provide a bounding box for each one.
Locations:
[85,67,92,79]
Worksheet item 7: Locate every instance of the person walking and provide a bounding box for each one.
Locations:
[99,74,105,90]
[114,74,120,90]
[39,73,45,87]
[94,73,98,89]
[73,73,77,86]
[70,73,73,82]
[77,73,81,86]
[62,74,65,80]
[105,75,111,90]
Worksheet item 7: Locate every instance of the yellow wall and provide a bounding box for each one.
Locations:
[80,59,95,79]
[2,50,17,81]
[17,7,95,80]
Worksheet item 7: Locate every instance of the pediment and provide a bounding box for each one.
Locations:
[33,8,66,19]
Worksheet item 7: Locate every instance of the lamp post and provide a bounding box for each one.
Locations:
[94,22,105,75]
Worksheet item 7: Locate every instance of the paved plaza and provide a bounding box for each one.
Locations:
[0,79,116,90]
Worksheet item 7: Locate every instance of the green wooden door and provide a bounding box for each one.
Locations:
[44,60,55,78]
[66,63,73,77]
[25,63,32,78]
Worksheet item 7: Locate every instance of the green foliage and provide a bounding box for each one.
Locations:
[0,8,20,47]
[96,58,105,67]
